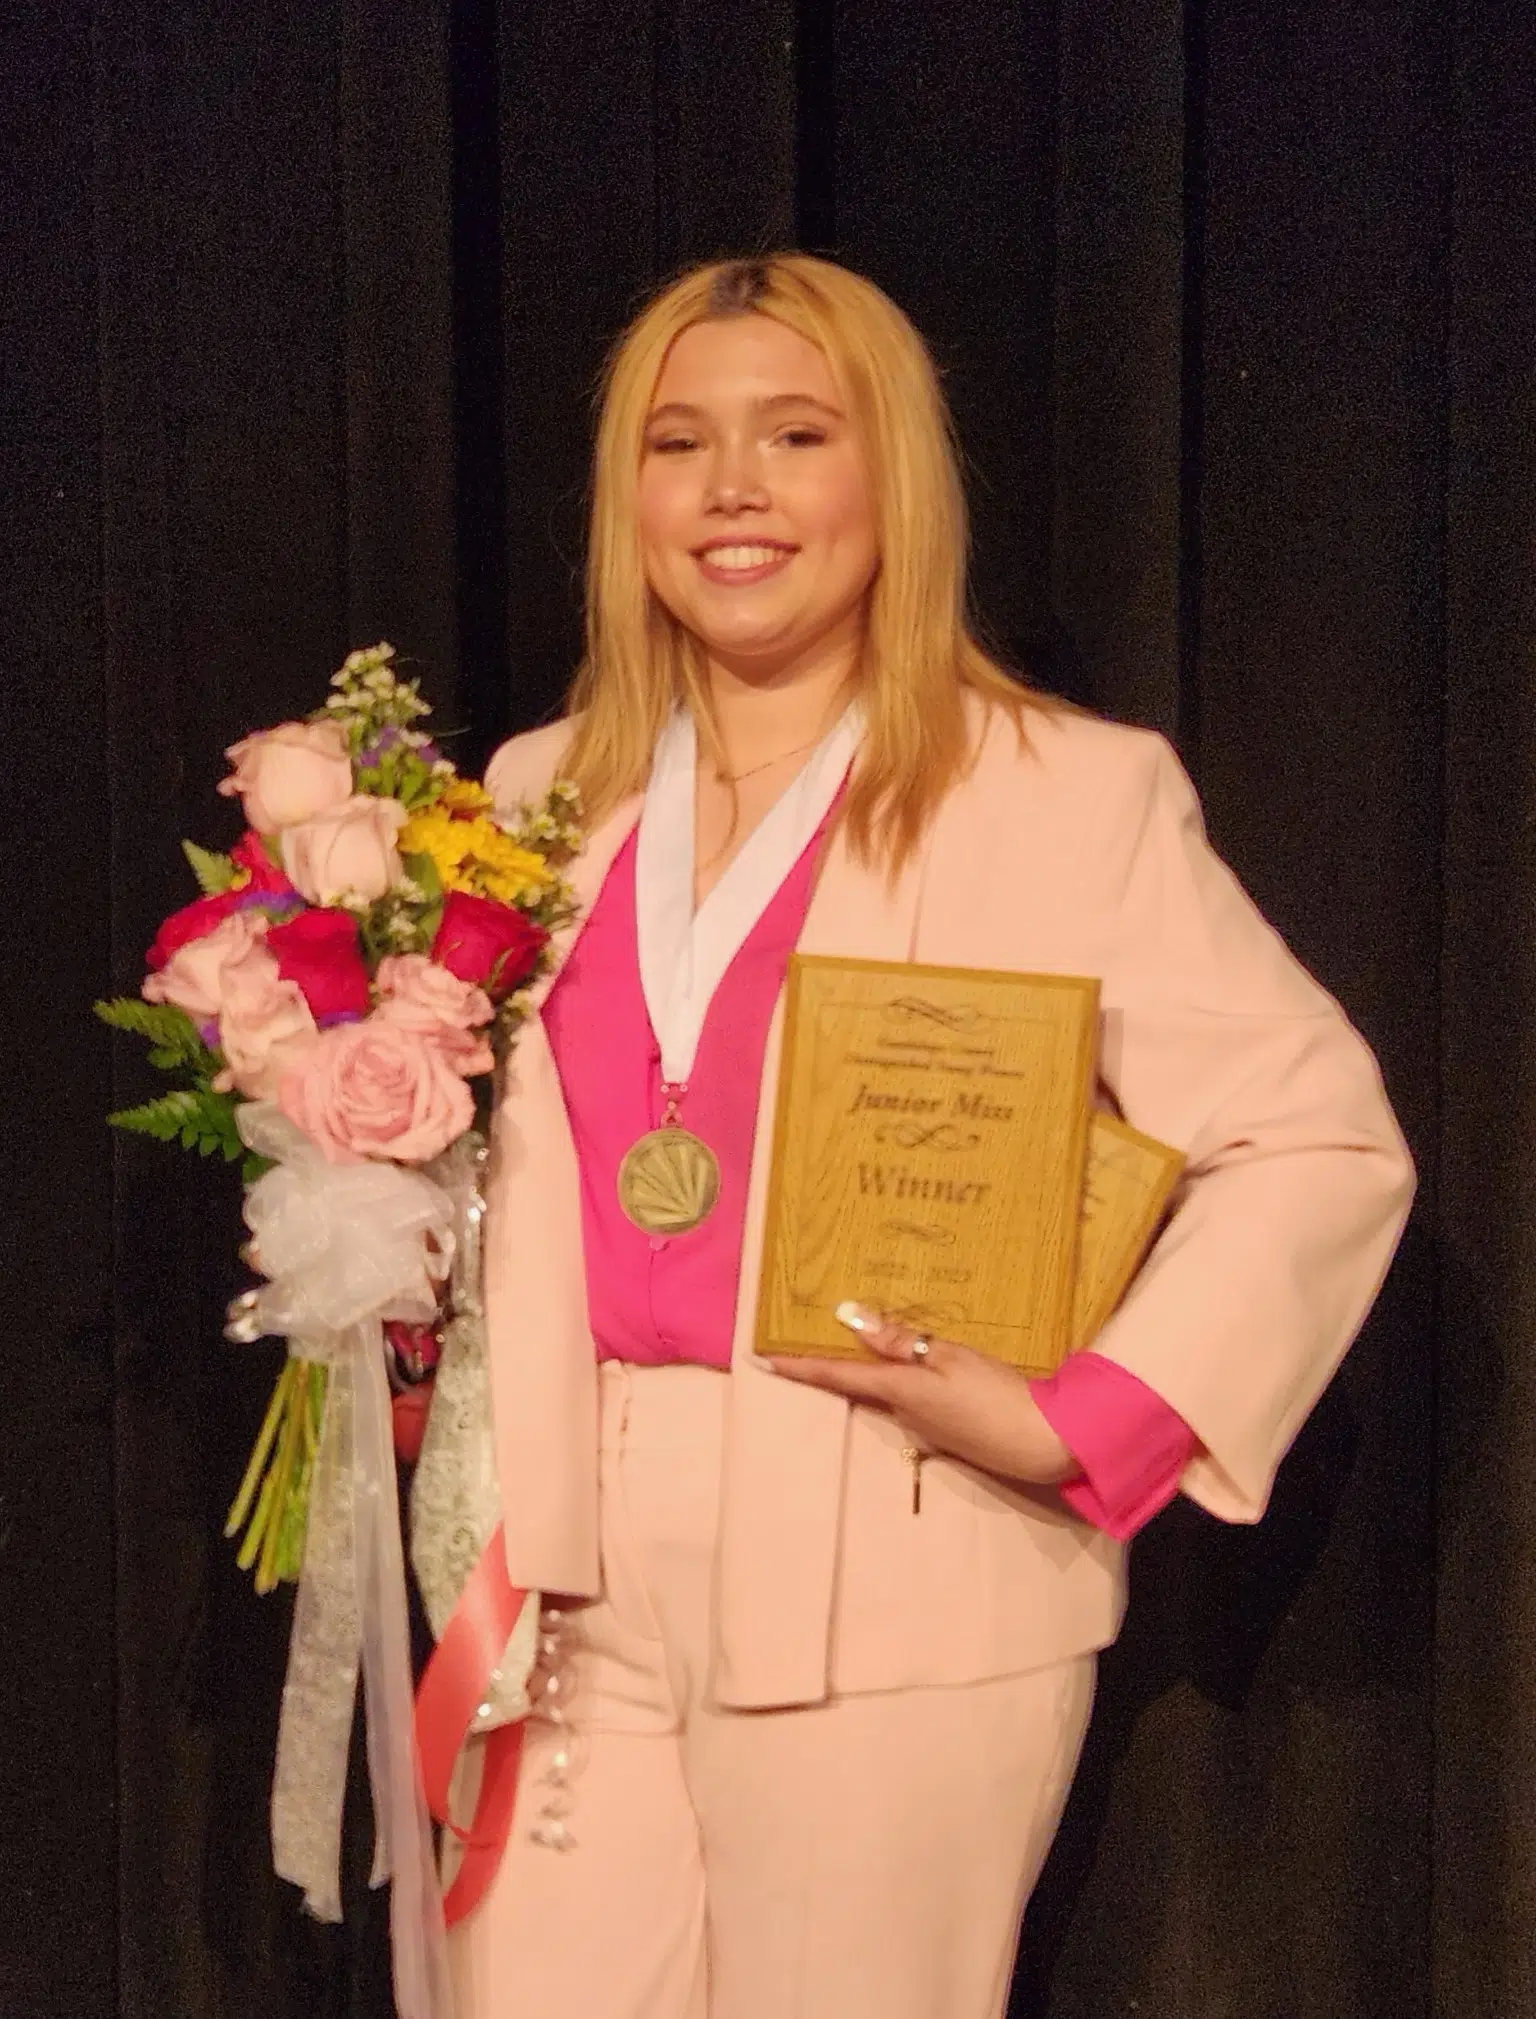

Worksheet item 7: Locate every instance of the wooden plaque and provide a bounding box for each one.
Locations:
[1070,1113,1186,1352]
[758,955,1100,1374]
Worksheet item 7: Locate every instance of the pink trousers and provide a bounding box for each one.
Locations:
[449,1364,1095,2019]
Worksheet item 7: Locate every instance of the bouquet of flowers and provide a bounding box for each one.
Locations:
[98,643,577,1583]
[96,645,580,2018]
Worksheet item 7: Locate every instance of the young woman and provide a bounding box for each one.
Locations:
[456,255,1413,2019]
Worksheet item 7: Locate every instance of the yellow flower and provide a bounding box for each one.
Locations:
[461,822,555,905]
[399,807,554,905]
[438,778,494,816]
[399,807,473,883]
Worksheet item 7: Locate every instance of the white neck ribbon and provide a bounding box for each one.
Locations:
[634,705,860,1087]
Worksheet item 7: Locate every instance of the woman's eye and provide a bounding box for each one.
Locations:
[776,427,827,448]
[647,434,700,455]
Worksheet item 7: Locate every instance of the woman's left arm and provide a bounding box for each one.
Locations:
[773,734,1415,1526]
[1068,734,1415,1522]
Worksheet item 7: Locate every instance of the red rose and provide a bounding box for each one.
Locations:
[144,838,302,970]
[147,890,245,969]
[265,907,371,1024]
[431,891,548,999]
[231,828,298,896]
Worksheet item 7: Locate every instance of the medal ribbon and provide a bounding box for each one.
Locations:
[634,706,860,1086]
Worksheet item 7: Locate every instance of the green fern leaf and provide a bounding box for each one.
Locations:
[95,998,221,1081]
[181,839,238,895]
[107,1088,206,1141]
[108,1086,245,1160]
[96,998,195,1045]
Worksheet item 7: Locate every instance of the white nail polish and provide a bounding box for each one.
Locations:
[836,1300,876,1334]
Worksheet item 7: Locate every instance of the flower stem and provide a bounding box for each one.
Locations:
[255,1370,307,1596]
[275,1364,326,1583]
[225,1359,295,1540]
[236,1467,278,1575]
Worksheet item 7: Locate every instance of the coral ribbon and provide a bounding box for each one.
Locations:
[414,1523,529,1925]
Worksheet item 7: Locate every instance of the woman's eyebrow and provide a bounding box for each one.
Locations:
[644,393,845,425]
[756,392,844,418]
[644,402,706,426]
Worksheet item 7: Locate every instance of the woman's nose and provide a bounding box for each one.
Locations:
[705,438,769,513]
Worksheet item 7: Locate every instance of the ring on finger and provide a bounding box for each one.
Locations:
[909,1334,934,1366]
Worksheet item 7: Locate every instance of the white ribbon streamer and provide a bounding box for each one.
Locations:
[235,1103,456,2019]
[408,1134,539,1734]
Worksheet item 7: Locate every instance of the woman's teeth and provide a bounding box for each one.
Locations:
[703,545,789,571]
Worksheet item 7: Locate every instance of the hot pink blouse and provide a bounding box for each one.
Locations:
[542,826,1196,1540]
[541,823,822,1370]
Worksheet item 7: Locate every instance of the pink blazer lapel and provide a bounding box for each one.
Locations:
[714,817,936,1707]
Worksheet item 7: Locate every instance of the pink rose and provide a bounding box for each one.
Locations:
[142,910,269,1022]
[375,955,495,1076]
[276,1020,473,1165]
[218,720,354,834]
[213,939,321,1099]
[279,795,407,905]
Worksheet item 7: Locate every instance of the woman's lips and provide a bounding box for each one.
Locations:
[693,542,798,586]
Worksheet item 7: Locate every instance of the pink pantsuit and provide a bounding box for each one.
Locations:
[453,698,1414,2017]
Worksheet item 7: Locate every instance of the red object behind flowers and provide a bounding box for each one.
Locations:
[432,890,548,1000]
[231,829,298,894]
[266,908,371,1024]
[391,1382,434,1465]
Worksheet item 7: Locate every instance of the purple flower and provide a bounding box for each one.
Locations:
[232,887,303,920]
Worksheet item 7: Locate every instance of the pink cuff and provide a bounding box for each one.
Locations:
[1028,1352,1197,1542]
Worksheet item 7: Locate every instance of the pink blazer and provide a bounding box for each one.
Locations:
[482,698,1414,1710]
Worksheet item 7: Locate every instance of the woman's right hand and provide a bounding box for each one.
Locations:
[765,1300,1079,1489]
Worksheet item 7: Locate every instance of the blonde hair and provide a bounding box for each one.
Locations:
[563,254,1046,871]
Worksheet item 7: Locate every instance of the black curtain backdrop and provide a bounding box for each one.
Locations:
[3,3,1533,2015]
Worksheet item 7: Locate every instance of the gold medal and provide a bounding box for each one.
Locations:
[617,1124,721,1235]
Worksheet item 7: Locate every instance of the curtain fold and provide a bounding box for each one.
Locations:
[1435,4,1536,2013]
[1,23,114,2019]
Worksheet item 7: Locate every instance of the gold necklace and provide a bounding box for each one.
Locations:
[712,735,820,786]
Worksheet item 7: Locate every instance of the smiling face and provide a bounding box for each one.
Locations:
[636,315,880,687]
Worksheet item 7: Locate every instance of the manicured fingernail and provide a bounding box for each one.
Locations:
[835,1300,879,1335]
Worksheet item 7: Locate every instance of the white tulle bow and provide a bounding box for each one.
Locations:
[237,1102,453,1340]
